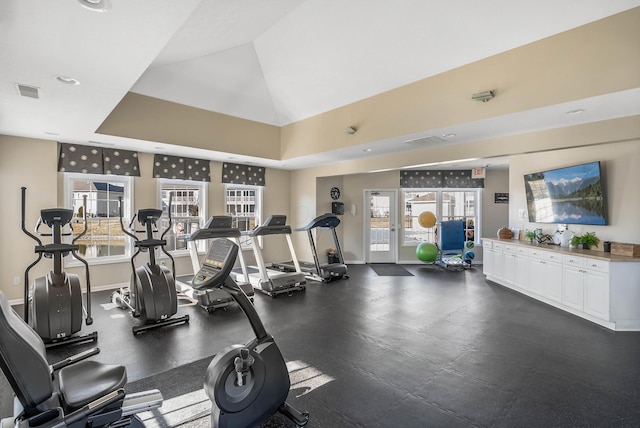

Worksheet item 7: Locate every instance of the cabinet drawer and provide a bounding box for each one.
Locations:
[584,258,610,273]
[563,255,585,267]
[483,240,493,249]
[544,251,561,262]
[528,248,547,259]
[493,242,504,251]
[503,244,526,254]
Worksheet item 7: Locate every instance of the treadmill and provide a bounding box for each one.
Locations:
[175,216,254,312]
[273,213,348,282]
[243,215,306,297]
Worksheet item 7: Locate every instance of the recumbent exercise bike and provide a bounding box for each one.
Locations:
[0,290,163,428]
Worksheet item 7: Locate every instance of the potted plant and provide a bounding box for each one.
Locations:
[524,230,536,243]
[570,232,600,250]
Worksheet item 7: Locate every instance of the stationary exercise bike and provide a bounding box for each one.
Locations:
[0,290,163,428]
[193,238,309,428]
[20,186,97,348]
[111,195,189,335]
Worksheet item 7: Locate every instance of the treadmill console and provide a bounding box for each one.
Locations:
[191,238,239,290]
[263,215,287,226]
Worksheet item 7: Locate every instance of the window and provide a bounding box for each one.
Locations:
[158,180,207,253]
[65,173,133,261]
[225,184,262,248]
[403,189,481,246]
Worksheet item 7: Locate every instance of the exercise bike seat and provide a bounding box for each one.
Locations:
[0,291,126,415]
[58,360,127,409]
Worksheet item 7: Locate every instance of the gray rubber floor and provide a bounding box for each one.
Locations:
[3,264,640,427]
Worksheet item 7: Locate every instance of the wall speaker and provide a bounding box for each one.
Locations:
[332,202,345,215]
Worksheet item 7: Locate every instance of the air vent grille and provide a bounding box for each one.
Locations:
[16,84,40,99]
[403,136,447,146]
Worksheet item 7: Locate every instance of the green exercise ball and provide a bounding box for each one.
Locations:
[416,242,439,263]
[465,240,475,249]
[418,211,437,229]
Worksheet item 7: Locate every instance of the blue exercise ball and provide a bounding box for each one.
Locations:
[464,251,475,261]
[416,242,439,263]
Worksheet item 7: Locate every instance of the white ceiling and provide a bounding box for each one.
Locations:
[2,0,640,170]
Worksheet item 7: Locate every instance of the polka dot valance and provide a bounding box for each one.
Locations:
[153,154,211,182]
[58,143,140,176]
[222,162,266,186]
[400,170,484,188]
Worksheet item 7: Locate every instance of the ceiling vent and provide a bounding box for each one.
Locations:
[16,84,40,99]
[403,136,447,146]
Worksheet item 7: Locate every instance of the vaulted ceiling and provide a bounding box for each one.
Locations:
[2,0,639,169]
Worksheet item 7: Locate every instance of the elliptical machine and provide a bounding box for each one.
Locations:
[111,195,189,335]
[20,186,97,347]
[193,238,309,428]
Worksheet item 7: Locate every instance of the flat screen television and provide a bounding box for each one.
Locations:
[523,161,607,225]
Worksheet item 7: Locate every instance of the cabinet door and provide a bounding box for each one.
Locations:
[492,248,504,280]
[502,252,516,285]
[545,261,563,303]
[562,266,584,311]
[528,258,546,295]
[584,270,610,320]
[483,248,494,277]
[514,254,528,290]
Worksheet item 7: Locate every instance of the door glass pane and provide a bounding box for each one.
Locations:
[370,194,390,252]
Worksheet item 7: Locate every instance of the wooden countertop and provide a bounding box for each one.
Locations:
[482,238,640,263]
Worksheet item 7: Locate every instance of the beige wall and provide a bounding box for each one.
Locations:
[280,8,640,160]
[0,136,291,302]
[0,137,58,301]
[309,169,509,265]
[97,93,282,161]
[508,140,640,247]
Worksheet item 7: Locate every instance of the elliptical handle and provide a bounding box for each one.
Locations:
[160,191,173,241]
[72,195,89,244]
[21,187,42,246]
[118,196,139,242]
[159,192,176,280]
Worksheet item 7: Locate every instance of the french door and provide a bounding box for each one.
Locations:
[365,190,397,263]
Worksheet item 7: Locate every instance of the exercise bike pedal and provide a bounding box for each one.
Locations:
[279,402,310,427]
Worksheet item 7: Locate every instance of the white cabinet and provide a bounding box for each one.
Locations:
[543,251,563,303]
[562,255,610,319]
[528,250,546,296]
[584,261,610,320]
[491,242,505,281]
[482,241,494,277]
[482,239,640,331]
[503,243,528,289]
[562,265,585,311]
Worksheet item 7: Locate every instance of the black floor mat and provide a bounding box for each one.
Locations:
[369,264,414,276]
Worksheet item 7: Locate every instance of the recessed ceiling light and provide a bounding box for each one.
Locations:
[442,133,456,138]
[363,148,372,152]
[566,109,585,115]
[78,0,112,12]
[55,75,80,85]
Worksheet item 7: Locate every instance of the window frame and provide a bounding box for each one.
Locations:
[64,172,134,265]
[224,184,263,250]
[157,178,208,255]
[402,188,482,247]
